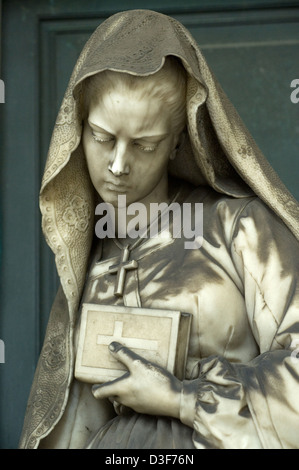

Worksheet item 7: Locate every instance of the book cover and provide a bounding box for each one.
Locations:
[75,303,192,383]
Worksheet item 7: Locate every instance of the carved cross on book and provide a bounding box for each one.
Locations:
[75,304,192,383]
[109,245,138,297]
[97,320,159,352]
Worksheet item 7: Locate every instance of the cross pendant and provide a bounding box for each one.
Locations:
[109,245,138,297]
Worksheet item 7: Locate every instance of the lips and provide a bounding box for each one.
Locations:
[104,180,128,192]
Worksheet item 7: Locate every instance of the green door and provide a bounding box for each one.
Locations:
[1,0,299,448]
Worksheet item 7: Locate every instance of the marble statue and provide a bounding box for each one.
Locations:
[19,10,299,449]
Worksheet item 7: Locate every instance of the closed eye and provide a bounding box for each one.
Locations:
[134,142,157,153]
[92,133,114,144]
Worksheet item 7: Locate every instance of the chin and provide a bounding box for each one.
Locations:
[97,185,150,207]
[98,190,131,208]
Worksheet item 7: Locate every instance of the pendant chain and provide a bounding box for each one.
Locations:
[112,187,181,254]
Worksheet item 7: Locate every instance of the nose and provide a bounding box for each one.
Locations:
[108,141,130,176]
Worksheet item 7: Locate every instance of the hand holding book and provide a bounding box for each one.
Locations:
[75,304,197,426]
[92,341,196,422]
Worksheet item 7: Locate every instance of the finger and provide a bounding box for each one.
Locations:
[108,397,132,416]
[108,341,144,368]
[92,371,129,399]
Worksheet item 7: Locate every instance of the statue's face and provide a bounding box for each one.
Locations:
[82,87,179,208]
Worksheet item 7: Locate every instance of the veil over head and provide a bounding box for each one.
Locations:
[41,8,299,320]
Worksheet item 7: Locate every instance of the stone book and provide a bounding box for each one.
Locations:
[75,303,192,383]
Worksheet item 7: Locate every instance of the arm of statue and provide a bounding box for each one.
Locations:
[92,341,197,425]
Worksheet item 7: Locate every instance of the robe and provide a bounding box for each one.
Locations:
[40,181,299,449]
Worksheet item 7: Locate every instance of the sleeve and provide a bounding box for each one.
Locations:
[180,198,299,449]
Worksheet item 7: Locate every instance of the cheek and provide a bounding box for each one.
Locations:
[83,134,105,176]
[134,145,171,177]
[133,159,168,191]
[132,160,159,180]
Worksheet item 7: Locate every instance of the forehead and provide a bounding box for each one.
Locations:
[88,87,172,136]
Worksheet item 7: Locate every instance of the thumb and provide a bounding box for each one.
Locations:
[92,369,129,399]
